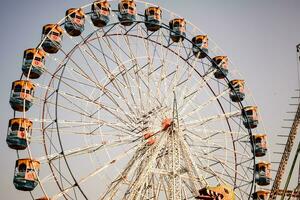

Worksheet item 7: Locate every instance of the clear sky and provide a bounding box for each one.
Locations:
[0,0,300,199]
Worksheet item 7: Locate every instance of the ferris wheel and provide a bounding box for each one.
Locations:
[6,1,271,199]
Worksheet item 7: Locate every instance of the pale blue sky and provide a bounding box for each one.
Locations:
[0,0,300,199]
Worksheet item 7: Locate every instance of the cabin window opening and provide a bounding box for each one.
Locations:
[256,137,262,143]
[27,168,34,172]
[11,123,20,131]
[18,163,27,172]
[149,10,155,15]
[34,57,41,62]
[123,3,128,9]
[246,110,253,115]
[196,38,203,44]
[26,53,34,60]
[234,84,240,90]
[52,32,60,36]
[70,13,76,18]
[14,85,22,92]
[22,89,30,94]
[75,15,83,20]
[44,28,51,35]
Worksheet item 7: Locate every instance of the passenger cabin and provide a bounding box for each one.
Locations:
[252,190,270,200]
[144,7,162,32]
[41,24,63,54]
[255,162,271,186]
[242,106,259,129]
[169,18,186,42]
[9,80,35,112]
[192,35,208,59]
[91,0,111,27]
[22,48,46,79]
[13,158,40,191]
[65,8,85,36]
[197,185,235,200]
[229,80,245,102]
[118,0,137,26]
[143,132,156,145]
[6,118,32,150]
[212,56,229,79]
[252,134,268,157]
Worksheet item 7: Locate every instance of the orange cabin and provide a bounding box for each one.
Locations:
[242,106,259,129]
[252,190,269,200]
[144,7,162,32]
[255,161,271,186]
[9,80,35,112]
[65,8,85,36]
[41,24,63,54]
[212,56,229,79]
[192,35,208,59]
[118,0,137,26]
[14,158,40,191]
[7,118,32,150]
[169,18,186,42]
[22,48,46,79]
[228,79,245,102]
[252,134,268,157]
[91,0,111,27]
[197,185,235,200]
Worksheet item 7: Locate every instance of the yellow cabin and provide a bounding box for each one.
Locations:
[9,80,35,112]
[7,118,32,150]
[14,158,40,191]
[242,106,259,129]
[41,24,63,54]
[255,161,271,186]
[252,190,270,200]
[169,18,186,42]
[212,56,229,79]
[252,134,268,157]
[118,0,137,26]
[197,184,235,200]
[35,198,50,200]
[65,8,85,36]
[91,0,111,27]
[229,79,245,102]
[144,7,162,32]
[192,35,208,59]
[22,48,46,79]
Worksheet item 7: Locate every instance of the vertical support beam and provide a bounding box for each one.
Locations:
[168,128,181,200]
[269,98,300,199]
[169,91,181,200]
[280,142,300,200]
[270,44,300,199]
[298,158,300,185]
[125,132,168,200]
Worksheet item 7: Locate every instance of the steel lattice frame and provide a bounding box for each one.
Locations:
[10,1,269,199]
